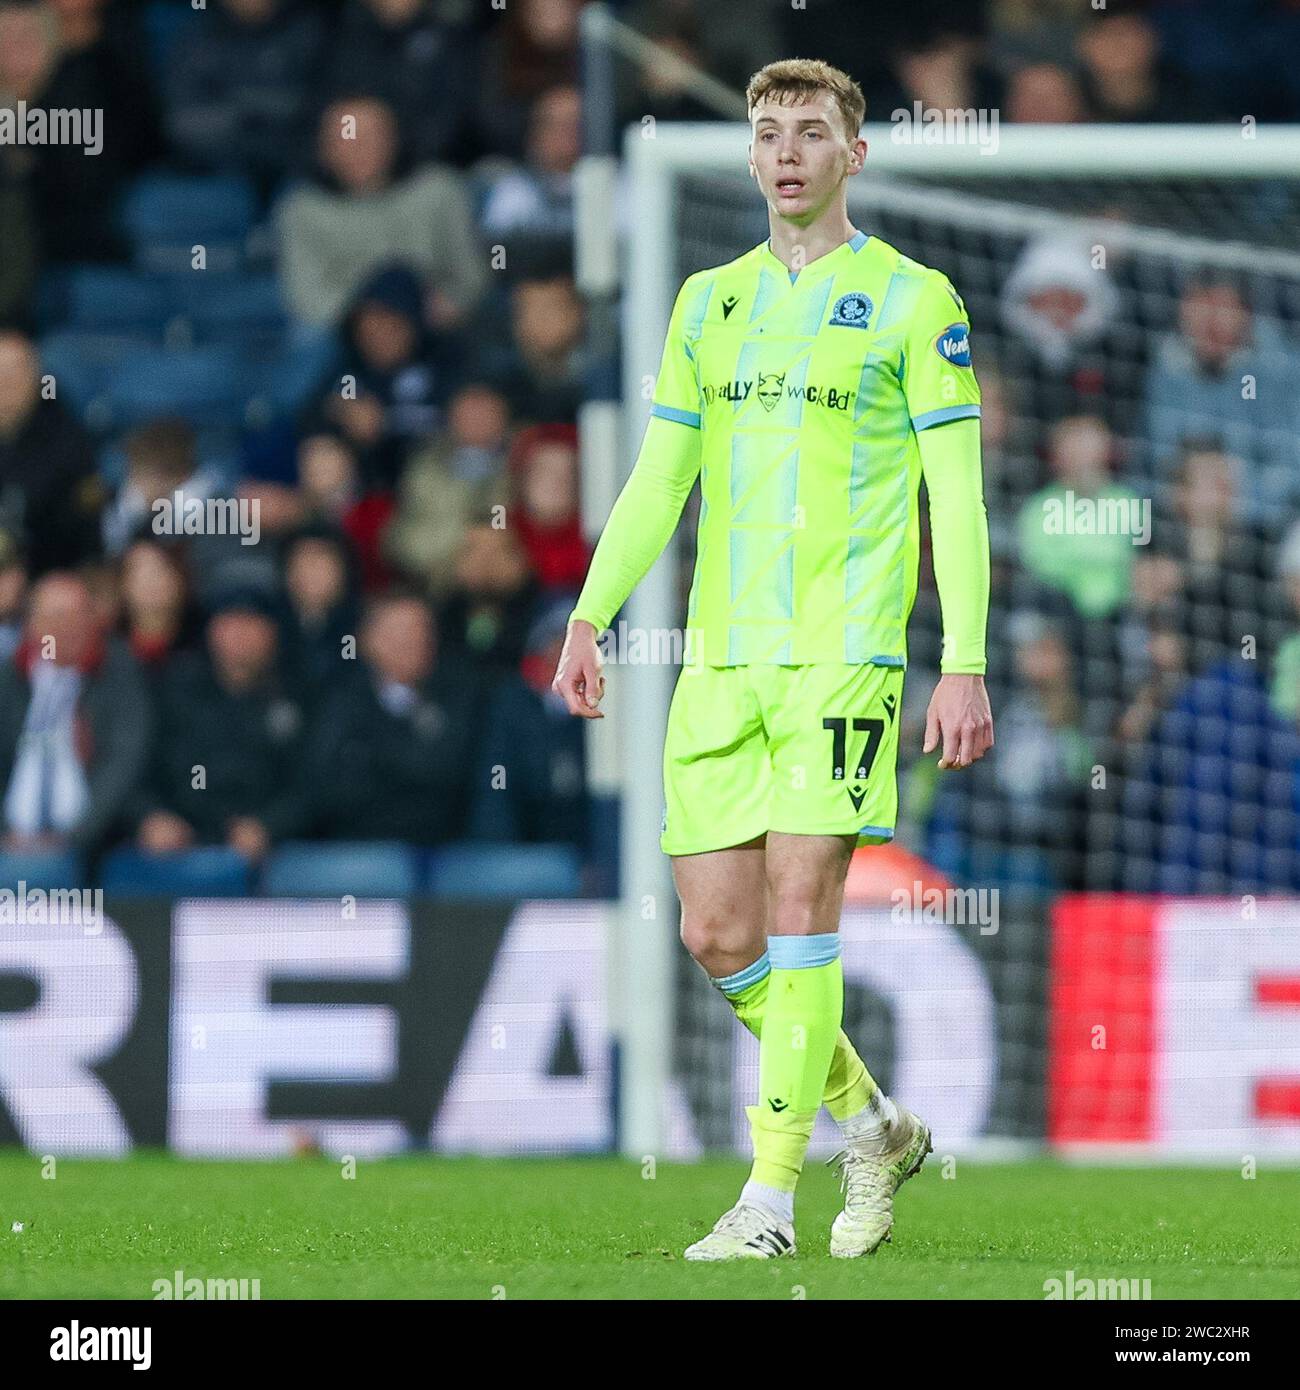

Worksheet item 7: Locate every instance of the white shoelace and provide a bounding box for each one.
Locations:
[828,1148,892,1218]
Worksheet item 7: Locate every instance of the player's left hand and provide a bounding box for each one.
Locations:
[923,674,993,769]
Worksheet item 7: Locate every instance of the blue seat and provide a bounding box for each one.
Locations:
[0,850,83,891]
[38,266,171,335]
[169,272,286,341]
[100,847,252,897]
[428,843,583,901]
[105,344,250,429]
[120,174,257,273]
[39,329,155,429]
[143,0,202,78]
[263,842,420,898]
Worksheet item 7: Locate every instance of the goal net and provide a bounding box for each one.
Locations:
[612,125,1300,1158]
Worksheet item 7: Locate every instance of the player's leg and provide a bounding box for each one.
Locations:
[765,661,932,1256]
[672,839,802,1258]
[741,828,857,1228]
[663,666,801,1257]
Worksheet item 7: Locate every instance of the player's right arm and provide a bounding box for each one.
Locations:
[553,281,704,719]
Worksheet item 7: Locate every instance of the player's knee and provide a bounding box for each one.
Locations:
[679,907,738,965]
[767,886,835,938]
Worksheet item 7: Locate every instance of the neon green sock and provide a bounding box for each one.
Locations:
[725,971,876,1122]
[749,944,843,1191]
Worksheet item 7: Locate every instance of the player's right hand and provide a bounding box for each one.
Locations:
[552,619,606,719]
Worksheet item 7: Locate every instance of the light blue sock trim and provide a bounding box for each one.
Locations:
[713,952,771,997]
[768,933,841,970]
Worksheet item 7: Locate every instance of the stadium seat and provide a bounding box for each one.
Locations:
[168,272,286,342]
[244,323,339,419]
[142,0,202,77]
[104,343,250,429]
[37,267,171,336]
[39,329,145,430]
[428,843,583,900]
[119,174,258,273]
[99,847,253,897]
[0,850,84,891]
[262,842,421,898]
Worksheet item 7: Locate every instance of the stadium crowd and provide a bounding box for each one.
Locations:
[0,0,1298,895]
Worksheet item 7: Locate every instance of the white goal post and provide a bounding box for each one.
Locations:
[599,123,1300,1159]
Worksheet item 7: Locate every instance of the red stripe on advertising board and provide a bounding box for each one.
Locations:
[1255,1080,1300,1119]
[1048,895,1158,1144]
[1255,976,1300,1006]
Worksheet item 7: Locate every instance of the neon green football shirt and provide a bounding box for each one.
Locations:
[575,230,984,667]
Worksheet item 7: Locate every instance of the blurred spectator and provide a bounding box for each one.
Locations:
[929,609,1094,892]
[1154,438,1285,670]
[79,553,120,634]
[470,596,588,848]
[118,539,197,675]
[1141,273,1297,524]
[0,571,149,855]
[0,10,36,327]
[476,0,582,157]
[277,95,487,327]
[0,0,155,263]
[479,85,579,250]
[473,270,586,424]
[308,264,457,490]
[620,0,781,118]
[1075,7,1200,123]
[0,530,26,661]
[1004,62,1087,123]
[1111,600,1189,750]
[385,382,511,600]
[280,523,361,708]
[164,0,324,197]
[327,0,481,167]
[968,362,1038,538]
[990,611,1094,884]
[999,231,1135,428]
[1119,655,1300,894]
[296,433,394,592]
[986,0,1091,70]
[0,331,103,574]
[437,520,541,678]
[1016,414,1141,620]
[509,422,589,591]
[862,28,1002,124]
[135,588,306,860]
[304,591,477,845]
[102,418,216,556]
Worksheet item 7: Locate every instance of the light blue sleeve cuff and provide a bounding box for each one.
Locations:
[912,404,982,432]
[649,402,702,429]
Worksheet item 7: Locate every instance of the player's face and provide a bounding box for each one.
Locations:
[748,94,863,225]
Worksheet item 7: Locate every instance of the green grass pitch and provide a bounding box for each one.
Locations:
[2,1152,1297,1299]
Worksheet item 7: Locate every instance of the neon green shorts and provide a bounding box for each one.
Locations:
[660,662,905,857]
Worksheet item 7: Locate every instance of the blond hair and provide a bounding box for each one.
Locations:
[746,59,865,142]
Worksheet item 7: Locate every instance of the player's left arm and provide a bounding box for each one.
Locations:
[903,273,994,770]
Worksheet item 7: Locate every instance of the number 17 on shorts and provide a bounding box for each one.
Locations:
[660,662,904,856]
